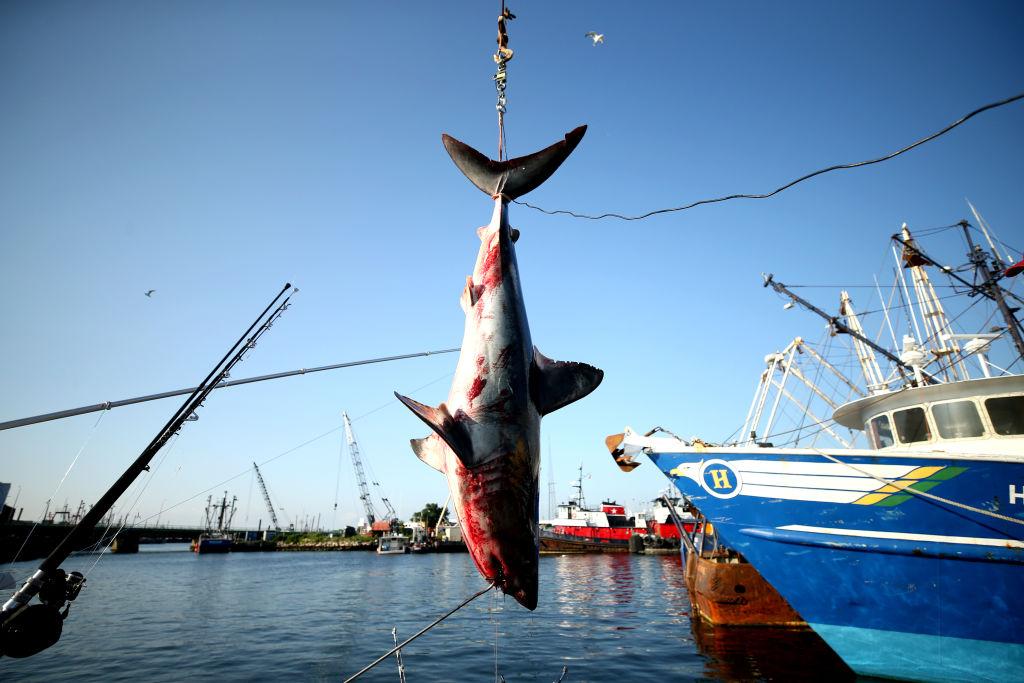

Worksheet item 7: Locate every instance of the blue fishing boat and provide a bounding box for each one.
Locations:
[607,220,1024,681]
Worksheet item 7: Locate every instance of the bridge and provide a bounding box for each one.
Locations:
[0,521,274,563]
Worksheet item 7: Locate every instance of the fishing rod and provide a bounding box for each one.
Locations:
[0,348,461,432]
[0,282,295,659]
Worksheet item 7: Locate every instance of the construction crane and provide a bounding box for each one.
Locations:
[343,411,380,528]
[252,462,281,532]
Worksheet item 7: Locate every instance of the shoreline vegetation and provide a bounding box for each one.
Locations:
[271,532,376,552]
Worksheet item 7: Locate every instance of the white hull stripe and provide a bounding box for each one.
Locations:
[778,524,1024,548]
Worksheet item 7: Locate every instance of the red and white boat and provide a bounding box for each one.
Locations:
[539,467,652,553]
[641,496,698,539]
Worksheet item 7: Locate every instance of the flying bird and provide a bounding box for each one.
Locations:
[585,32,604,46]
[144,290,156,297]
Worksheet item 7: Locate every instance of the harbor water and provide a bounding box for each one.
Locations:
[2,546,853,681]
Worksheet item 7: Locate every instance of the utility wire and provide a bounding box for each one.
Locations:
[515,91,1024,221]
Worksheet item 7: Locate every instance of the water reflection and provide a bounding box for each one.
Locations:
[690,617,855,681]
[2,550,854,682]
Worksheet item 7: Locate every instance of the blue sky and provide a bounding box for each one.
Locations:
[2,1,1022,529]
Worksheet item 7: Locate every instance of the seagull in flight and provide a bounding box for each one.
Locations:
[144,289,156,297]
[585,32,604,46]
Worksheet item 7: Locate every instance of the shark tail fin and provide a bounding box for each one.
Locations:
[442,126,587,201]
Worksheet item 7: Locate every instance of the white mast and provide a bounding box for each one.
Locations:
[839,291,888,395]
[900,225,968,382]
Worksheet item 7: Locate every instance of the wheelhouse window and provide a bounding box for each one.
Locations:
[984,396,1024,436]
[932,400,985,439]
[867,414,894,449]
[893,407,931,443]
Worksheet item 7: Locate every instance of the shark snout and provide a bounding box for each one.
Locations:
[490,550,538,611]
[503,570,538,610]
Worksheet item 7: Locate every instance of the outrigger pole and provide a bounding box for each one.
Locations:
[0,282,295,659]
[0,347,460,432]
[763,274,925,386]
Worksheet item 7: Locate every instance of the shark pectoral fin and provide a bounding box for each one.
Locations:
[530,347,605,416]
[411,434,446,473]
[394,392,476,467]
[510,228,520,243]
[459,276,478,313]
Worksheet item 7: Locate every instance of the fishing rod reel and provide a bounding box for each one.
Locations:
[0,568,86,658]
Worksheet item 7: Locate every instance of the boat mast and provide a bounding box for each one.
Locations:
[839,291,889,394]
[961,221,1024,361]
[898,226,968,382]
[892,224,1024,361]
[967,200,1008,268]
[573,464,588,511]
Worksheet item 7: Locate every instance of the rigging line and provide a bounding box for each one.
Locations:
[7,410,107,568]
[51,410,107,497]
[343,583,495,682]
[350,371,454,422]
[134,425,343,525]
[514,91,1024,221]
[134,371,456,527]
[789,284,959,289]
[812,448,1024,528]
[83,432,184,578]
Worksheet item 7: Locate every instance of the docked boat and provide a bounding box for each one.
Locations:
[193,492,236,554]
[607,220,1024,681]
[644,495,698,539]
[670,502,805,627]
[376,533,409,555]
[539,467,647,553]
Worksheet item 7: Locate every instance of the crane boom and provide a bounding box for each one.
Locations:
[343,412,378,527]
[252,462,281,531]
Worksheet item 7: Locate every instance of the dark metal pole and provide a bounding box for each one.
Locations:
[892,231,1024,306]
[959,221,1024,360]
[0,348,460,432]
[763,274,919,385]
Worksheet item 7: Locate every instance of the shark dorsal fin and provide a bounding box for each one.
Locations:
[411,434,446,473]
[394,392,476,468]
[529,347,604,416]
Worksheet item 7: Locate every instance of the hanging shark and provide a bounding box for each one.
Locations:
[395,125,602,610]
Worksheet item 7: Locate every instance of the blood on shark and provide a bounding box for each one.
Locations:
[395,125,602,610]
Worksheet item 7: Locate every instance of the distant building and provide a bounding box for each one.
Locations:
[437,523,462,543]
